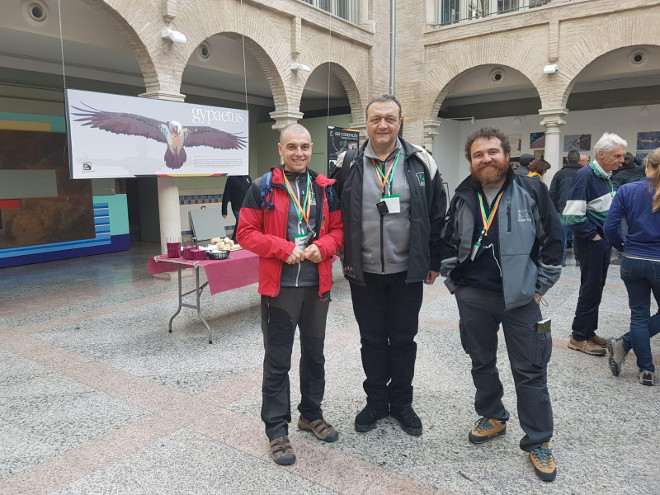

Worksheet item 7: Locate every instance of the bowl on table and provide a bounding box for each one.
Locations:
[207,250,229,260]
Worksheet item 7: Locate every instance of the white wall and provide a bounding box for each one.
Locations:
[435,104,660,195]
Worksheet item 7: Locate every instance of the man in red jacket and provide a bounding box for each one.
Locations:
[237,123,344,466]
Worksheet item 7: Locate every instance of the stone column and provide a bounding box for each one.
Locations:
[270,109,304,130]
[539,108,567,185]
[140,90,186,254]
[423,117,442,152]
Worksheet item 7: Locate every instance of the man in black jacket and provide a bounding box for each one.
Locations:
[613,152,645,188]
[549,150,583,266]
[222,175,252,240]
[332,94,446,437]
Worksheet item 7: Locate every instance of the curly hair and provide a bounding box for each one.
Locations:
[464,127,511,161]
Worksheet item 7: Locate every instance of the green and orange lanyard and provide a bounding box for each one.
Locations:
[282,171,312,227]
[473,191,504,256]
[372,150,401,196]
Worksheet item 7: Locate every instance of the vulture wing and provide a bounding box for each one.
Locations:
[71,104,167,143]
[184,126,247,150]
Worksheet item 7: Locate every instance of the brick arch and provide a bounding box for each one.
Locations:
[169,0,289,109]
[558,13,660,109]
[292,33,369,124]
[81,0,159,92]
[425,36,544,121]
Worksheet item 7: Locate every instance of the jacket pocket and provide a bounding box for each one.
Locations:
[531,331,552,367]
[459,321,470,354]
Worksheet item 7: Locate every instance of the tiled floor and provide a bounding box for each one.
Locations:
[0,243,658,494]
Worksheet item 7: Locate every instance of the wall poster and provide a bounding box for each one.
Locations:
[327,126,359,176]
[564,134,591,152]
[65,89,249,179]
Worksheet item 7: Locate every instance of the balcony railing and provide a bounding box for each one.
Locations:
[435,0,551,27]
[300,0,360,24]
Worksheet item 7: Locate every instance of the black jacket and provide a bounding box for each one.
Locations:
[548,162,581,214]
[332,137,447,285]
[222,175,252,215]
[612,165,645,188]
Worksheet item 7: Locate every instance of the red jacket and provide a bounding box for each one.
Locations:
[236,167,344,298]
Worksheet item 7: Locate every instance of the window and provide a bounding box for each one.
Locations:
[435,0,552,27]
[300,0,360,24]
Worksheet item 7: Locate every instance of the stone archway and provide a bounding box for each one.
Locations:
[558,12,660,109]
[164,0,289,110]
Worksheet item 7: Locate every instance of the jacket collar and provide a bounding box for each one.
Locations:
[271,166,335,188]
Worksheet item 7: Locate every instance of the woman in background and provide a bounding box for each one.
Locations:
[604,147,660,386]
[527,159,551,182]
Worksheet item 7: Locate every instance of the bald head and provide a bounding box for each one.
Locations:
[279,123,310,143]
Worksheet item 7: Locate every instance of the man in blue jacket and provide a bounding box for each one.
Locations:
[441,127,563,482]
[563,133,627,356]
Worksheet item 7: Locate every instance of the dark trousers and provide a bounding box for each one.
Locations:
[572,237,610,340]
[231,208,240,241]
[349,271,423,412]
[261,287,330,440]
[455,286,553,451]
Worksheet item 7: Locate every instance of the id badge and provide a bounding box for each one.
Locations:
[381,194,401,214]
[294,233,311,249]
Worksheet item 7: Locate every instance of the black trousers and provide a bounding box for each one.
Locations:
[455,286,553,452]
[349,271,423,412]
[261,287,330,440]
[571,237,610,340]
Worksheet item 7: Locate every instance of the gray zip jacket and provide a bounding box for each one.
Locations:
[440,170,564,310]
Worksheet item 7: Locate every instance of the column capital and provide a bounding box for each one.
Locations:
[423,118,442,150]
[538,108,568,131]
[139,90,186,102]
[270,110,304,130]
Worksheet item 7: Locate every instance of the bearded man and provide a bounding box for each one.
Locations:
[440,127,564,482]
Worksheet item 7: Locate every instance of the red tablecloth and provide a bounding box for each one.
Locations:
[148,249,259,295]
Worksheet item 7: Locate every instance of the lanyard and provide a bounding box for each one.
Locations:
[282,171,311,224]
[475,191,504,245]
[372,150,401,195]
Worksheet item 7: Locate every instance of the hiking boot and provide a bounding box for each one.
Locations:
[589,334,607,347]
[639,370,655,386]
[468,417,506,444]
[529,442,556,482]
[390,406,422,436]
[568,336,606,356]
[298,416,339,443]
[269,436,295,465]
[355,404,388,432]
[607,337,628,376]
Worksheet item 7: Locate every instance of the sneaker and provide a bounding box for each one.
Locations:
[390,406,422,436]
[607,337,628,376]
[298,416,339,443]
[568,336,606,356]
[468,417,506,444]
[639,370,655,386]
[269,436,295,465]
[529,442,557,482]
[355,404,388,432]
[589,334,607,347]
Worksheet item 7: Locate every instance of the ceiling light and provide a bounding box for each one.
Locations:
[162,27,187,44]
[290,63,311,72]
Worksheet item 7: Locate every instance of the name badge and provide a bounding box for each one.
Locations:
[294,232,312,249]
[381,194,401,214]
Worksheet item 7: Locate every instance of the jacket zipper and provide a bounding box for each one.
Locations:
[507,203,511,232]
[294,175,303,287]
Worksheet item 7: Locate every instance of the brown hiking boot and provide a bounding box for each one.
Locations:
[568,336,606,356]
[468,417,506,444]
[298,416,339,443]
[530,442,557,482]
[269,436,295,465]
[588,334,607,347]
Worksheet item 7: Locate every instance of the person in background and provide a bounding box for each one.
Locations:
[222,175,252,240]
[237,123,344,465]
[514,153,535,176]
[549,150,584,266]
[527,159,551,183]
[563,133,626,356]
[613,152,646,188]
[604,148,660,387]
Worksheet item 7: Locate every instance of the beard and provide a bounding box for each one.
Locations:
[471,160,509,185]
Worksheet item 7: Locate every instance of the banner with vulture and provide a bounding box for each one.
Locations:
[65,89,249,179]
